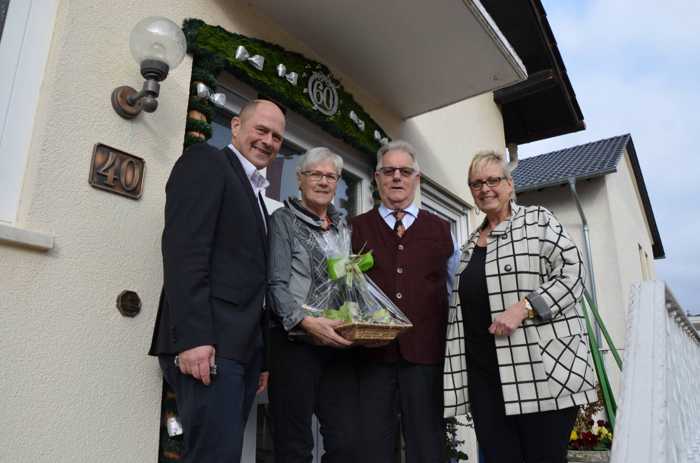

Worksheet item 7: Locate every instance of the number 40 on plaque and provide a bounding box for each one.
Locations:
[89,143,145,200]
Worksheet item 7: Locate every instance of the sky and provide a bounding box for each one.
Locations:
[520,0,700,314]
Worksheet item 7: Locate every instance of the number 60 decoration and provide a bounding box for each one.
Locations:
[89,143,145,199]
[306,72,339,117]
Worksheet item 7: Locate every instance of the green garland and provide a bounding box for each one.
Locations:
[190,67,218,90]
[184,132,206,148]
[186,118,213,138]
[184,74,215,147]
[158,382,183,462]
[182,18,389,156]
[187,92,214,121]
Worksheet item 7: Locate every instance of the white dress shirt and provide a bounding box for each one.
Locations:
[229,144,270,231]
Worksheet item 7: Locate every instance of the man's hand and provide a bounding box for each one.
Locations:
[177,345,216,385]
[489,301,528,337]
[300,316,353,348]
[257,372,269,395]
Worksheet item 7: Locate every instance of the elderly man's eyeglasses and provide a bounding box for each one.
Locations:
[301,171,340,183]
[469,176,506,190]
[378,167,417,177]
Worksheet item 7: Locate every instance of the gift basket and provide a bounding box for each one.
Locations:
[302,225,412,344]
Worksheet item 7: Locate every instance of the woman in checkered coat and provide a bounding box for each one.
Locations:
[443,151,598,463]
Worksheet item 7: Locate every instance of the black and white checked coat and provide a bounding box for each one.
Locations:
[443,203,598,417]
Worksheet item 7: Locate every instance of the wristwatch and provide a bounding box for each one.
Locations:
[523,298,537,320]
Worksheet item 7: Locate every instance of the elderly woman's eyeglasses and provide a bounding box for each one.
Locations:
[301,171,340,183]
[469,176,506,190]
[378,167,417,177]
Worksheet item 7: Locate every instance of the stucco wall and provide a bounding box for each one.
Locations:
[516,153,657,398]
[0,1,409,462]
[604,150,657,295]
[597,150,657,400]
[401,93,506,207]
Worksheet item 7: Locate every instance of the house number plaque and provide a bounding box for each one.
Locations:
[89,143,145,199]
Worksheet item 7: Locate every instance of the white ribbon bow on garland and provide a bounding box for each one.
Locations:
[235,45,265,71]
[276,64,299,86]
[349,110,366,131]
[374,130,389,145]
[195,82,226,107]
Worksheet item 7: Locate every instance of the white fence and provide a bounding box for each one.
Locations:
[612,281,700,463]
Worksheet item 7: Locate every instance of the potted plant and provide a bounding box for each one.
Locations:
[568,401,613,462]
[445,415,470,462]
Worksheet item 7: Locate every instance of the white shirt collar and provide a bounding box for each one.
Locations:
[378,202,419,218]
[229,144,270,190]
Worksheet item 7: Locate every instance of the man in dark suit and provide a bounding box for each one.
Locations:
[149,99,286,463]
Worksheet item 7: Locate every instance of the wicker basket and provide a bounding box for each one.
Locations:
[336,322,412,343]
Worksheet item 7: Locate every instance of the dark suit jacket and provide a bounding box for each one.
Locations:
[149,143,269,363]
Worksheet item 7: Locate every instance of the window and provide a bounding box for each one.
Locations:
[0,0,59,224]
[205,76,372,218]
[420,179,470,246]
[209,110,363,217]
[638,244,651,281]
[263,145,361,217]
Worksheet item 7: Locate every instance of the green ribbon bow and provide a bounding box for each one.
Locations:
[327,251,374,284]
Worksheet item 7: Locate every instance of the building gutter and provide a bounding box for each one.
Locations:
[568,177,602,345]
[507,143,519,172]
[508,144,519,204]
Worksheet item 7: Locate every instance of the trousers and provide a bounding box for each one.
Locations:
[469,367,578,463]
[268,328,359,463]
[159,350,262,463]
[358,360,446,463]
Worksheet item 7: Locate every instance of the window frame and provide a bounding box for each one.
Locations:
[0,0,59,224]
[420,178,470,247]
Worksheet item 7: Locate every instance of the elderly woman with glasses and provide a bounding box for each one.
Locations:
[443,151,598,463]
[267,147,358,463]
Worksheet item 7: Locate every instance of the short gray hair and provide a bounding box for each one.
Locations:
[468,150,511,181]
[376,140,420,172]
[296,147,344,175]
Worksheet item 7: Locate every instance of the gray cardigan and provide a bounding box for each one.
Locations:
[267,198,346,332]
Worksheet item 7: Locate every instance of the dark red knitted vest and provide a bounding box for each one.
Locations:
[350,208,453,364]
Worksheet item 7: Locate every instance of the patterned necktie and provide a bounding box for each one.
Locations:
[393,209,406,238]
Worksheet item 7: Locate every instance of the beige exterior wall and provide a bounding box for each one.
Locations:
[516,149,657,397]
[0,1,399,462]
[605,150,657,284]
[0,1,505,461]
[401,93,506,207]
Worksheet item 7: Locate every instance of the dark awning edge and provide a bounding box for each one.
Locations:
[484,0,585,145]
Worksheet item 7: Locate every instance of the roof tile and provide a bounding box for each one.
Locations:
[513,134,630,192]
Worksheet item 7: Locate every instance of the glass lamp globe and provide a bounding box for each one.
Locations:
[129,16,187,72]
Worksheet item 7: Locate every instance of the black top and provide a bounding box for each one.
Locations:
[459,245,499,379]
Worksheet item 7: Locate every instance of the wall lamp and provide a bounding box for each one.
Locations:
[111,17,187,119]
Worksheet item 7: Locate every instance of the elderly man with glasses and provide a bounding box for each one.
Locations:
[350,140,459,463]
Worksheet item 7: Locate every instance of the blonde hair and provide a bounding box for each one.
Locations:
[468,150,511,181]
